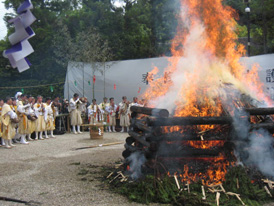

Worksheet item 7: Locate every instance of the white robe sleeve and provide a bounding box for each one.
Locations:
[8,110,17,119]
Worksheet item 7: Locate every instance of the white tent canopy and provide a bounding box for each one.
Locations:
[64,54,274,103]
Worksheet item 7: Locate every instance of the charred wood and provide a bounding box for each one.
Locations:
[128,131,150,147]
[156,148,221,157]
[250,123,274,131]
[146,116,233,126]
[130,106,169,118]
[245,107,274,115]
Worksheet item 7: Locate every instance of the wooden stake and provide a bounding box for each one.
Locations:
[220,184,226,193]
[174,176,181,190]
[106,172,114,179]
[236,178,239,189]
[187,182,190,193]
[109,173,121,183]
[226,192,245,205]
[75,142,124,150]
[235,194,245,206]
[216,192,220,206]
[201,186,206,200]
[264,186,273,197]
[200,135,204,141]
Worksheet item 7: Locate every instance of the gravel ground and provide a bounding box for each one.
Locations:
[0,131,153,206]
[1,132,273,206]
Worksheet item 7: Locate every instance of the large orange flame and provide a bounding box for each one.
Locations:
[141,0,269,185]
[142,0,269,112]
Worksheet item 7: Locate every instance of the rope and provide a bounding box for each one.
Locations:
[0,82,64,89]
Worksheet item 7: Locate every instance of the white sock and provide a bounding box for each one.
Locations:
[77,125,81,133]
[39,132,43,139]
[72,126,76,133]
[35,132,38,139]
[20,134,29,144]
[113,126,116,132]
[108,126,112,132]
[1,138,5,145]
[50,130,55,137]
[44,131,49,138]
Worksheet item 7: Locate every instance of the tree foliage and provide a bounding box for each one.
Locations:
[0,0,273,99]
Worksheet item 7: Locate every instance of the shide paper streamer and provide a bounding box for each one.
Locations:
[2,0,36,73]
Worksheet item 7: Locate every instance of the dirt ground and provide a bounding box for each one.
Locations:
[0,131,154,206]
[1,132,274,206]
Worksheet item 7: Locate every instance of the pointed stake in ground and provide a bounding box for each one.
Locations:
[201,185,206,200]
[174,176,181,190]
[187,182,190,193]
[216,192,220,206]
[236,178,239,189]
[264,186,273,197]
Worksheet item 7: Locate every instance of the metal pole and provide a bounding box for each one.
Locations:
[82,63,85,97]
[104,63,106,97]
[247,2,251,57]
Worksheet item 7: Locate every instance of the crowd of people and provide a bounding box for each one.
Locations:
[0,92,144,149]
[68,93,144,133]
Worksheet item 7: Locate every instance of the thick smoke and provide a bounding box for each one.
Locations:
[221,90,274,178]
[127,151,146,180]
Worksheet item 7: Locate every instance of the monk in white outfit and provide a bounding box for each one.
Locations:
[106,97,117,132]
[33,95,47,140]
[119,96,130,133]
[45,97,58,138]
[17,94,30,144]
[25,95,37,141]
[68,93,83,134]
[0,98,4,146]
[87,99,103,124]
[1,97,18,149]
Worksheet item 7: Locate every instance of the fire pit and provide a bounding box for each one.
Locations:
[123,105,274,185]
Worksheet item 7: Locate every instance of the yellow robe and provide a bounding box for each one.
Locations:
[34,103,46,132]
[1,104,16,140]
[0,106,2,136]
[17,103,29,134]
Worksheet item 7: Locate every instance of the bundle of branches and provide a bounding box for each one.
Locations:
[106,166,274,206]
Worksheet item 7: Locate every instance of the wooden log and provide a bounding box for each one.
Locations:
[146,116,233,126]
[250,123,274,131]
[156,148,221,157]
[130,106,169,118]
[245,107,274,115]
[128,131,150,147]
[135,121,152,133]
[124,143,138,152]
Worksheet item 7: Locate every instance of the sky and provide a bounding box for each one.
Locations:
[0,2,10,40]
[0,0,125,40]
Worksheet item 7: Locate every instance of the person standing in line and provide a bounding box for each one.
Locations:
[17,94,30,144]
[68,93,83,134]
[0,98,4,146]
[33,95,47,140]
[45,97,58,138]
[25,95,37,141]
[119,96,130,133]
[106,97,117,132]
[1,97,18,149]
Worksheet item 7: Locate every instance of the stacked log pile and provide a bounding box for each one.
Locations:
[123,106,274,174]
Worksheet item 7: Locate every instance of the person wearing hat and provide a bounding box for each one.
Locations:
[1,97,18,149]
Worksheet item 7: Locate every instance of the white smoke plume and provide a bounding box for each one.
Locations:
[127,151,147,180]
